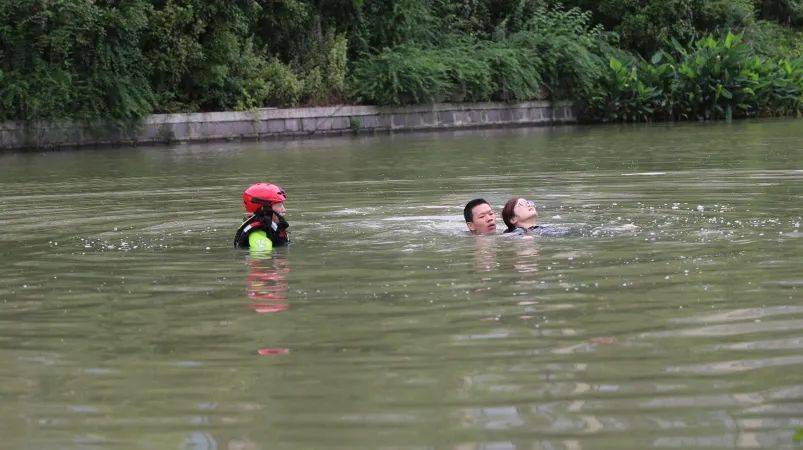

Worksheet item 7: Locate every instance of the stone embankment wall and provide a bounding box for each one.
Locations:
[0,101,575,150]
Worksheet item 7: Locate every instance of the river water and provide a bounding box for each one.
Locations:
[1,119,801,449]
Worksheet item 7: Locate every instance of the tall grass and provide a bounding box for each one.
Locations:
[350,7,606,105]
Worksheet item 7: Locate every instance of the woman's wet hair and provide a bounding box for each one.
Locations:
[463,198,489,222]
[501,198,520,233]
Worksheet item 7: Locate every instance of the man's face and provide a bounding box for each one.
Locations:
[467,203,497,234]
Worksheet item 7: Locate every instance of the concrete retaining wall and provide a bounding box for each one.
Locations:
[0,101,575,150]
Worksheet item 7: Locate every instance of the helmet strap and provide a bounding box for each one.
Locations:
[273,211,289,231]
[256,204,288,229]
[255,204,273,217]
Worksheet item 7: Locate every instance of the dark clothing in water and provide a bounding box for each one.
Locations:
[234,212,289,248]
[503,224,570,237]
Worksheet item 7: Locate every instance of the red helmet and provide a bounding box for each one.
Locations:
[243,183,286,213]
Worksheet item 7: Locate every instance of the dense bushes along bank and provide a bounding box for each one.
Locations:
[1,0,801,123]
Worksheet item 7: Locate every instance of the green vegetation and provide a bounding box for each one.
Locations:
[0,0,801,122]
[0,0,154,121]
[349,7,607,105]
[586,32,803,122]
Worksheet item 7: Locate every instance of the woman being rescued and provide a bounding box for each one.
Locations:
[501,197,570,237]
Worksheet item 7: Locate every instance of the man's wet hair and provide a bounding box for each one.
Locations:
[464,198,489,222]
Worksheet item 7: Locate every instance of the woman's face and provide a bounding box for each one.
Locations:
[512,198,537,223]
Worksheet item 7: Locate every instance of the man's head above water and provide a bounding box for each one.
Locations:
[464,198,497,235]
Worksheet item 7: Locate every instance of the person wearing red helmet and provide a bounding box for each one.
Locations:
[234,183,289,251]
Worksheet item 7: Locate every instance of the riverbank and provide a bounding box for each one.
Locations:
[0,101,575,151]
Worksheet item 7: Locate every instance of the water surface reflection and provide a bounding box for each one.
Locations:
[246,252,291,357]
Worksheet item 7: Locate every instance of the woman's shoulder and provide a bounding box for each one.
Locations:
[530,224,571,236]
[503,225,572,237]
[502,227,527,236]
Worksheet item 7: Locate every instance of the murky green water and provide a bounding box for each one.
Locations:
[1,119,801,449]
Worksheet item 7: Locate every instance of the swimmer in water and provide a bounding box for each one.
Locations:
[502,197,570,236]
[234,183,289,251]
[464,198,498,235]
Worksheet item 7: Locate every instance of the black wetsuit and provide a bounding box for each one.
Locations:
[234,211,289,248]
